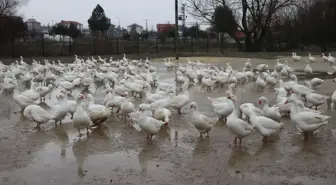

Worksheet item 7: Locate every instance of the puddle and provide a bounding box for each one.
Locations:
[1,59,336,184]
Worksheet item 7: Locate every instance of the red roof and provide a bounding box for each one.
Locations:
[60,20,82,25]
[157,24,175,32]
[234,31,245,39]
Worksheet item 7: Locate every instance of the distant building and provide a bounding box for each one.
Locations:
[157,24,175,33]
[59,20,83,30]
[25,18,41,31]
[40,25,50,34]
[127,23,143,34]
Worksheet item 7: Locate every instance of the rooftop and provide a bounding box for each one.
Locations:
[60,20,83,25]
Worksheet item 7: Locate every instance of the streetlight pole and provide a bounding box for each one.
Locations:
[175,0,179,60]
[116,17,120,28]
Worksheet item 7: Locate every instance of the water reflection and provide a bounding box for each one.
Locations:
[51,126,69,158]
[138,143,160,173]
[72,137,89,177]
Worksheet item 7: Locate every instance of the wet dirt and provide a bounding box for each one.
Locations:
[0,57,336,185]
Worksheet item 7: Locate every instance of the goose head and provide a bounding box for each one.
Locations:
[258,96,268,106]
[189,102,198,111]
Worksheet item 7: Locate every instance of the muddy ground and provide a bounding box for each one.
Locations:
[0,56,336,185]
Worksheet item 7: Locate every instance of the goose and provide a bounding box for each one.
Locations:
[170,80,190,114]
[153,108,171,126]
[86,94,112,127]
[73,94,92,137]
[105,91,128,113]
[23,104,55,129]
[56,92,77,119]
[308,53,316,63]
[119,98,136,124]
[226,95,254,146]
[285,97,329,140]
[244,107,284,142]
[322,53,329,62]
[256,72,266,91]
[332,78,336,109]
[36,84,53,102]
[292,53,301,62]
[310,78,324,89]
[239,103,263,123]
[258,96,281,122]
[21,82,40,101]
[304,62,312,74]
[50,95,70,125]
[135,108,166,140]
[265,73,277,88]
[209,91,235,121]
[301,90,329,110]
[328,53,335,65]
[13,88,37,113]
[189,102,218,137]
[274,59,284,72]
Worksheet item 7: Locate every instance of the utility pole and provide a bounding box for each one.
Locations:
[175,0,179,59]
[145,19,149,32]
[179,3,187,38]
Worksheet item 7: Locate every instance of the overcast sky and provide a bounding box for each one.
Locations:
[20,0,196,30]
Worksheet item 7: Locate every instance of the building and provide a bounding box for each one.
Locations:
[127,23,143,34]
[59,20,83,30]
[157,24,175,33]
[25,18,41,31]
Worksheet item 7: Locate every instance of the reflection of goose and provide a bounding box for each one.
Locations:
[192,139,211,158]
[72,137,89,177]
[227,149,253,180]
[51,126,69,157]
[138,144,160,173]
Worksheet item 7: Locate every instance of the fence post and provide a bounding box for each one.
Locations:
[156,37,159,56]
[116,38,119,56]
[220,33,224,54]
[191,38,194,53]
[93,37,96,55]
[41,36,45,57]
[69,39,72,56]
[136,37,139,55]
[206,36,209,53]
[11,37,15,57]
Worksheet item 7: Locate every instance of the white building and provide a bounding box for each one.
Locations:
[25,18,41,31]
[127,23,143,34]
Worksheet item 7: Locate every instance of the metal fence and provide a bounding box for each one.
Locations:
[0,37,239,58]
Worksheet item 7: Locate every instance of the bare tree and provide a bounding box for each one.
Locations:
[0,0,28,16]
[186,0,299,51]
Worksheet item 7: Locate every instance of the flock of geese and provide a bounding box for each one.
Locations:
[1,53,336,148]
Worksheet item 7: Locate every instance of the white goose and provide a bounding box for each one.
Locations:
[73,94,92,137]
[56,92,77,119]
[36,84,53,102]
[258,96,281,122]
[322,53,329,62]
[153,108,171,126]
[292,53,301,62]
[21,82,40,101]
[308,53,316,63]
[23,104,55,129]
[286,97,329,140]
[244,107,284,142]
[301,90,329,110]
[136,108,166,140]
[170,80,190,114]
[189,102,218,137]
[304,62,312,74]
[226,95,254,146]
[86,94,112,127]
